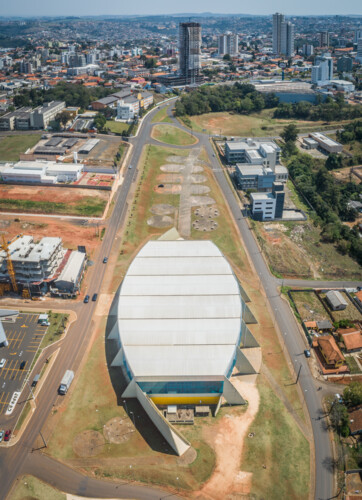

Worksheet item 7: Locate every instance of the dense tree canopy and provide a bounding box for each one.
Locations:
[174,83,279,116]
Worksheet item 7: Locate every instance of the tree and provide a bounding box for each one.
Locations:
[325,153,343,171]
[144,58,156,69]
[343,382,362,407]
[56,110,72,128]
[281,123,299,143]
[223,54,231,61]
[94,113,107,132]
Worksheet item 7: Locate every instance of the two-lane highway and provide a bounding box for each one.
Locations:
[0,101,180,500]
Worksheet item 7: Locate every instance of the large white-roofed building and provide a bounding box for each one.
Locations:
[108,239,258,455]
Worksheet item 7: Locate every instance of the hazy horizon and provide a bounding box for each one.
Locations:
[1,0,361,17]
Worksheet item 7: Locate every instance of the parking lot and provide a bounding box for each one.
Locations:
[0,313,47,417]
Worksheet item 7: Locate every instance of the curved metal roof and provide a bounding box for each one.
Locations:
[117,240,243,379]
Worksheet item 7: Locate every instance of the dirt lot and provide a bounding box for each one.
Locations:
[291,291,329,323]
[0,185,108,204]
[332,166,362,184]
[0,216,103,258]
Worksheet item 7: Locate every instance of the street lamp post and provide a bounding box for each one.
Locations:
[130,411,136,427]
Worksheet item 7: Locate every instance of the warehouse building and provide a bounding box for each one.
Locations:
[309,132,343,154]
[0,161,83,184]
[53,251,86,293]
[108,239,259,455]
[326,290,348,311]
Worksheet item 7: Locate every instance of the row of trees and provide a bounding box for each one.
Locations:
[287,152,362,263]
[274,96,362,122]
[13,82,114,110]
[174,83,279,116]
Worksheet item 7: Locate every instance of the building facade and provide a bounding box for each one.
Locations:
[273,13,294,57]
[218,32,239,56]
[179,22,202,84]
[311,53,333,84]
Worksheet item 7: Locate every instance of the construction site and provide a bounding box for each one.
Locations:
[0,233,87,299]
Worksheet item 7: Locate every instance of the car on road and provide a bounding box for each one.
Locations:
[103,257,108,264]
[0,430,4,442]
[129,164,133,169]
[92,293,98,302]
[4,430,11,441]
[84,295,89,303]
[304,349,311,358]
[19,361,26,370]
[0,359,6,369]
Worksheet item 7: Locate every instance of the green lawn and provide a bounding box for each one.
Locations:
[0,197,107,217]
[9,475,65,500]
[152,124,197,146]
[242,376,310,500]
[106,120,130,134]
[151,107,173,124]
[180,110,354,138]
[0,134,41,161]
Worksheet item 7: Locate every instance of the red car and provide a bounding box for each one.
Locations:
[4,429,11,441]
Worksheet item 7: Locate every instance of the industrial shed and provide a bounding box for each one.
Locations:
[108,239,258,455]
[53,251,86,293]
[326,290,348,311]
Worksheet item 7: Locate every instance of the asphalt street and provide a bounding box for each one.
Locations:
[0,98,357,500]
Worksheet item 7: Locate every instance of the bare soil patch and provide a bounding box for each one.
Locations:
[0,184,108,204]
[190,185,210,195]
[103,417,135,444]
[160,164,185,173]
[73,430,105,457]
[157,173,183,184]
[191,174,207,183]
[166,155,186,163]
[147,215,174,228]
[150,204,176,215]
[191,196,216,206]
[155,184,182,194]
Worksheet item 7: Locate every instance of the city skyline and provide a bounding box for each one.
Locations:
[1,0,362,17]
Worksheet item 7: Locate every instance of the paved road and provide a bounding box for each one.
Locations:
[0,102,180,500]
[163,103,338,499]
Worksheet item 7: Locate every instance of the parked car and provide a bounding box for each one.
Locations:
[0,359,6,369]
[129,164,133,169]
[19,361,26,370]
[4,429,11,441]
[84,295,89,303]
[0,430,4,442]
[92,293,98,302]
[103,257,108,264]
[304,349,311,358]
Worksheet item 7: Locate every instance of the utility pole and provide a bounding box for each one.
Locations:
[39,430,47,448]
[296,364,302,384]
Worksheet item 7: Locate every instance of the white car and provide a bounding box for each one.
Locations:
[0,359,6,369]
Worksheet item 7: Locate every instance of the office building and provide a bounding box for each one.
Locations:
[354,28,362,44]
[309,132,343,154]
[179,22,202,84]
[357,39,362,63]
[273,13,294,57]
[109,239,258,455]
[302,44,314,57]
[250,182,285,221]
[218,32,239,56]
[31,101,66,129]
[0,160,83,184]
[311,53,333,84]
[319,31,330,47]
[337,56,353,73]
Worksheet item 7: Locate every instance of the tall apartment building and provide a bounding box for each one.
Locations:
[319,31,330,47]
[354,29,362,44]
[179,22,202,85]
[311,53,333,84]
[218,32,239,56]
[357,39,362,63]
[302,44,314,57]
[272,13,294,57]
[337,56,353,73]
[19,61,33,74]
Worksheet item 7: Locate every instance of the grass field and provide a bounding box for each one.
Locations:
[180,109,352,137]
[242,376,310,500]
[0,196,107,217]
[106,120,130,134]
[152,124,197,146]
[291,291,329,323]
[252,219,362,280]
[9,475,65,500]
[0,134,42,161]
[151,107,173,124]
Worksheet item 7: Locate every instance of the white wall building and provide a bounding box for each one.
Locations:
[311,53,333,85]
[218,32,239,56]
[309,132,343,154]
[116,100,136,121]
[0,161,83,184]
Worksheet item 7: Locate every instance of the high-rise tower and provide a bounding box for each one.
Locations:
[273,12,294,57]
[179,22,202,84]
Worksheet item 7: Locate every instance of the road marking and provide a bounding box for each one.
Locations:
[5,391,21,415]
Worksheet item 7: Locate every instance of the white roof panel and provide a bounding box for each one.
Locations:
[116,240,245,379]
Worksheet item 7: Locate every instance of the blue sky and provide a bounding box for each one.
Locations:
[1,0,361,16]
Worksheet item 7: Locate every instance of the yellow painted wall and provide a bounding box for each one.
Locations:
[150,395,220,405]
